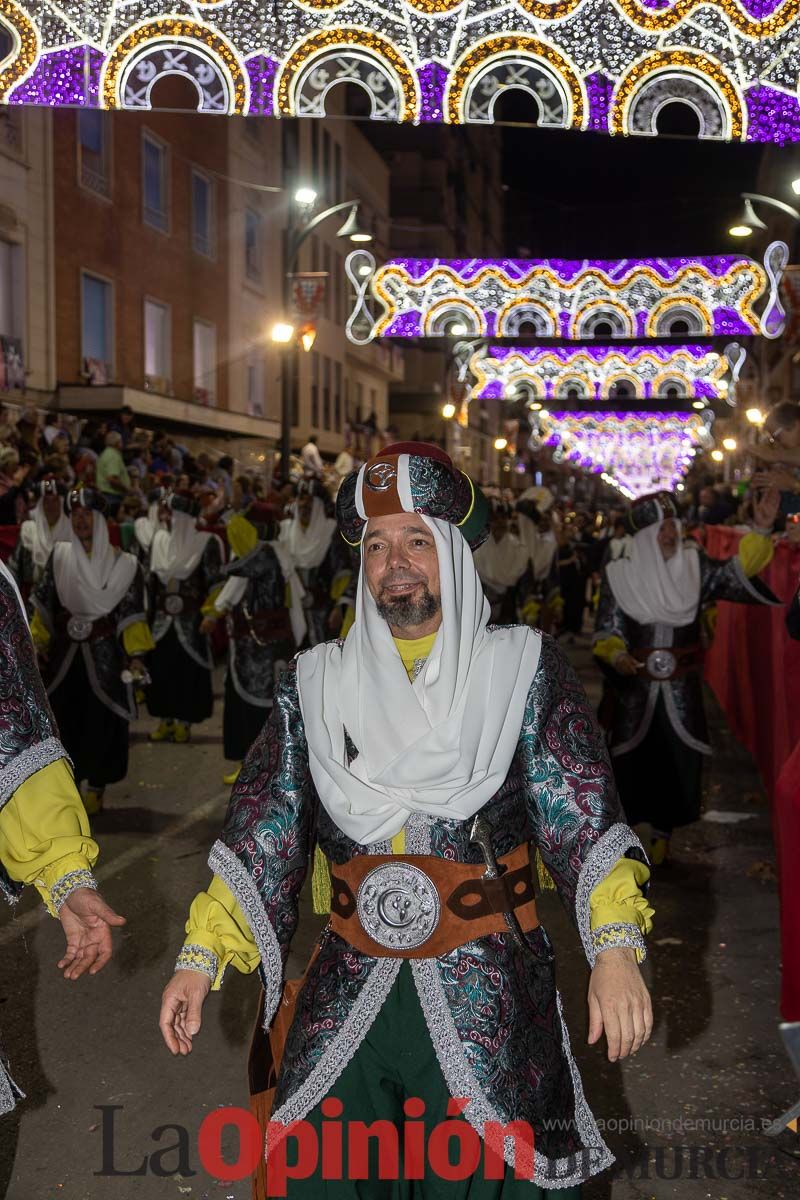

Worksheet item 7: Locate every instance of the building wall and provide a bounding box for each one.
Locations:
[52,102,230,412]
[0,107,56,399]
[226,115,283,426]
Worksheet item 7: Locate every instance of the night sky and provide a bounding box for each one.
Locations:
[499,96,765,260]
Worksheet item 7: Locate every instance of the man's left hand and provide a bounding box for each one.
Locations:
[57,887,127,980]
[587,945,653,1061]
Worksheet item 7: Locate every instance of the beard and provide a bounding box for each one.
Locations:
[376,583,441,630]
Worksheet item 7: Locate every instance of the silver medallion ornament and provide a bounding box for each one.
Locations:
[356,862,440,951]
[365,462,396,493]
[646,649,677,680]
[67,616,93,642]
[165,594,184,615]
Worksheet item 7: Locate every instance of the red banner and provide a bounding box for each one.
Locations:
[704,527,800,1019]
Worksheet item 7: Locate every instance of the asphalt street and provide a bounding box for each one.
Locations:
[0,643,797,1200]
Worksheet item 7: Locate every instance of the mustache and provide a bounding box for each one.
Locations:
[378,571,426,588]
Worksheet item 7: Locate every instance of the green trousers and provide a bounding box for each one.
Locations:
[271,961,582,1199]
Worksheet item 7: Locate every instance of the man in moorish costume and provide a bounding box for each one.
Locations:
[200,504,306,786]
[9,478,71,598]
[473,498,531,624]
[147,493,224,744]
[160,443,654,1197]
[278,479,343,646]
[0,558,125,1114]
[31,488,153,815]
[594,487,781,865]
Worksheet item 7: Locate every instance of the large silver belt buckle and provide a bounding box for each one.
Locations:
[647,649,677,680]
[356,863,440,951]
[67,616,93,642]
[165,594,184,615]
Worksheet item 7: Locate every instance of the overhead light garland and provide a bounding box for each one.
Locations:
[529,409,714,498]
[0,1,797,142]
[345,246,788,344]
[470,343,739,404]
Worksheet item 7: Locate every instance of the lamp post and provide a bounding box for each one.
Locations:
[276,191,372,480]
[728,192,800,238]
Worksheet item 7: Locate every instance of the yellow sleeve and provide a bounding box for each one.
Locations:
[589,857,654,964]
[0,759,99,916]
[30,609,51,651]
[593,634,627,666]
[122,620,156,655]
[201,584,224,618]
[737,531,774,578]
[227,514,258,559]
[176,874,261,990]
[330,569,352,603]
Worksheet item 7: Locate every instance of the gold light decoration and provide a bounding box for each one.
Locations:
[610,50,745,140]
[101,18,248,114]
[0,0,39,101]
[276,27,418,122]
[613,0,798,38]
[445,34,585,127]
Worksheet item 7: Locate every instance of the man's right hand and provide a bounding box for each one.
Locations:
[614,652,640,677]
[159,971,211,1055]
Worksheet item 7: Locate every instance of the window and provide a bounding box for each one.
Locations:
[311,353,320,428]
[142,133,169,232]
[0,240,24,387]
[245,208,262,282]
[323,357,331,429]
[192,169,214,258]
[334,362,342,432]
[81,272,113,381]
[193,319,216,405]
[78,110,110,197]
[144,298,170,390]
[247,354,264,417]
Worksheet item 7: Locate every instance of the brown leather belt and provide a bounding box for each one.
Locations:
[229,606,292,643]
[633,644,703,681]
[329,842,538,959]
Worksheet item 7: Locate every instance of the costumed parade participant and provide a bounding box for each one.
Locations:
[0,558,125,1115]
[594,487,781,865]
[516,493,560,632]
[161,442,655,1197]
[200,504,305,786]
[8,478,71,597]
[147,493,224,744]
[31,488,153,815]
[473,498,530,623]
[133,492,163,567]
[278,479,341,646]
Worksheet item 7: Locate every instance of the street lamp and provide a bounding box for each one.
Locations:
[271,322,295,344]
[278,195,373,478]
[728,192,800,238]
[494,436,508,451]
[746,407,765,425]
[722,437,737,451]
[711,449,724,462]
[442,402,456,419]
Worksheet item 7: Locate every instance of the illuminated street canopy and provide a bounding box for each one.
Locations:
[529,409,713,497]
[469,344,736,403]
[0,1,798,141]
[345,245,788,343]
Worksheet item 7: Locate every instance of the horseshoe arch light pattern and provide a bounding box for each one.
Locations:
[346,252,785,343]
[0,1,793,142]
